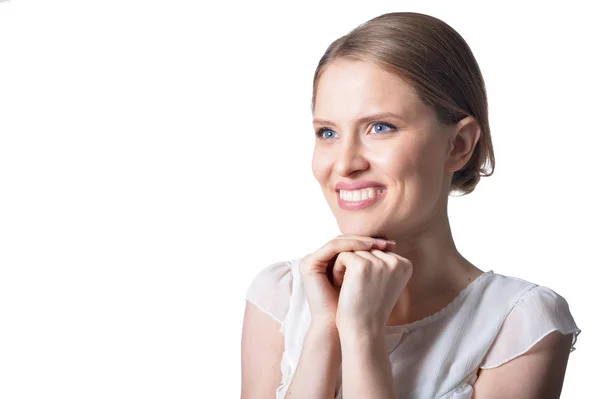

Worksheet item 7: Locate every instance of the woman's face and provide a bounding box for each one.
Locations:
[311,58,462,238]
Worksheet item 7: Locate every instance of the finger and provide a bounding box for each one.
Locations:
[335,235,396,247]
[370,249,411,267]
[331,256,346,288]
[302,239,376,286]
[367,249,398,263]
[308,238,380,270]
[331,251,368,287]
[352,250,386,270]
[353,250,389,276]
[370,249,414,277]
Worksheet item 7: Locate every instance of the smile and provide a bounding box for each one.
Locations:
[337,187,387,210]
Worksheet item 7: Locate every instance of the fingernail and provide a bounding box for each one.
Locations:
[375,239,388,246]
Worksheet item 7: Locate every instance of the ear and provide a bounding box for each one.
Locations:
[445,115,481,173]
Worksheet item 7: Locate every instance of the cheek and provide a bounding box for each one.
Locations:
[413,143,447,191]
[379,142,423,179]
[388,139,444,189]
[311,151,328,182]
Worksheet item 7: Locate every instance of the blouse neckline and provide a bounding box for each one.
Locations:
[384,270,494,334]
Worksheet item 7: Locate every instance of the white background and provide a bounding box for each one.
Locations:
[0,0,597,397]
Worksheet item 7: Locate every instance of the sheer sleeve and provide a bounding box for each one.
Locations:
[245,260,293,331]
[480,285,581,369]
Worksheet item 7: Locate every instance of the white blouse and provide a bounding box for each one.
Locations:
[245,257,581,399]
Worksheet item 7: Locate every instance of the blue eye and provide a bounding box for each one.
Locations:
[315,128,338,139]
[372,122,395,134]
[315,122,396,140]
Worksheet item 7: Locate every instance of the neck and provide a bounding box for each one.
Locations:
[383,209,481,326]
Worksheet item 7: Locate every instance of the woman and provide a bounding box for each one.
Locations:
[241,11,581,399]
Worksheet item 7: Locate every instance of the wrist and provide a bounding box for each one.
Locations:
[338,322,385,344]
[306,322,342,355]
[340,330,385,347]
[339,329,388,365]
[310,317,339,334]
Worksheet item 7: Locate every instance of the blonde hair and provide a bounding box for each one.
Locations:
[311,12,495,196]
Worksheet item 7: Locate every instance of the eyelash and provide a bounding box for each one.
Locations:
[315,121,397,139]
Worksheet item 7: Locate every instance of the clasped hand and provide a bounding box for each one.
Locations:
[300,235,413,339]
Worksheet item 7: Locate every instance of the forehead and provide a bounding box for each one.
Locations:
[314,58,423,122]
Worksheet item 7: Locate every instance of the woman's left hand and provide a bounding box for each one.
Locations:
[332,248,413,339]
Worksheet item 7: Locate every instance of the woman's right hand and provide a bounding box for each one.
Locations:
[299,235,396,329]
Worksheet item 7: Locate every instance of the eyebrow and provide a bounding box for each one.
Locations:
[312,111,407,127]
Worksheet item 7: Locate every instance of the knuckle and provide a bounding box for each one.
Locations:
[356,256,369,268]
[390,257,402,267]
[356,239,371,247]
[299,255,313,270]
[330,239,342,251]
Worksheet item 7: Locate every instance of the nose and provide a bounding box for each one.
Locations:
[333,136,369,177]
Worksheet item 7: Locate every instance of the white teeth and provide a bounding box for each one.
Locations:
[339,187,385,202]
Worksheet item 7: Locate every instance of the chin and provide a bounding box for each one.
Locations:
[337,220,388,239]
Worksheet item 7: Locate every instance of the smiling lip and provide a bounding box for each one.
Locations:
[335,180,386,191]
[337,188,387,210]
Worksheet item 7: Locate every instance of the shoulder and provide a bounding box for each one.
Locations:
[481,271,538,298]
[478,272,576,318]
[247,259,295,289]
[245,258,300,326]
[474,329,574,398]
[471,273,581,397]
[480,273,581,369]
